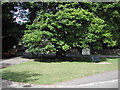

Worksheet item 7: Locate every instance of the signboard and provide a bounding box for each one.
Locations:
[82,48,90,55]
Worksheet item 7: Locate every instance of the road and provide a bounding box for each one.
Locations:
[55,79,118,88]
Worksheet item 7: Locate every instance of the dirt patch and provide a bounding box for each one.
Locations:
[93,62,112,64]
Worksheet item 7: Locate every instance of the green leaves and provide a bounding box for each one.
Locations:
[57,41,64,45]
[62,44,70,51]
[21,29,54,53]
[21,2,119,54]
[22,7,104,53]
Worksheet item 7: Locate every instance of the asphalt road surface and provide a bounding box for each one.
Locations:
[55,79,118,88]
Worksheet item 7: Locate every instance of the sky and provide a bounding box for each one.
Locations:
[13,6,30,24]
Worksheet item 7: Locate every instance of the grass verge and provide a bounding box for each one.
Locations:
[1,57,119,85]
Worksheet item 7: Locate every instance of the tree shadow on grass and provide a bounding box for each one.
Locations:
[2,71,42,83]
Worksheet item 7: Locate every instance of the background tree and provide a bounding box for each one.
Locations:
[76,2,120,49]
[2,2,23,52]
[92,2,120,49]
[20,2,69,24]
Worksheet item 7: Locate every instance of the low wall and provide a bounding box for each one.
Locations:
[66,49,120,55]
[91,49,120,55]
[16,49,120,59]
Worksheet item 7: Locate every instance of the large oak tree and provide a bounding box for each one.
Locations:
[21,4,116,59]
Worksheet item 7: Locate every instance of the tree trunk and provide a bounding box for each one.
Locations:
[56,49,66,61]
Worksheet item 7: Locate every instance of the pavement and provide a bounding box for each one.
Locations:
[0,56,33,69]
[0,56,119,89]
[54,70,119,88]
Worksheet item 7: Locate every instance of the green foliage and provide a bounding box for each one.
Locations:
[21,30,55,53]
[20,2,120,56]
[90,2,120,48]
[21,4,115,54]
[3,2,119,54]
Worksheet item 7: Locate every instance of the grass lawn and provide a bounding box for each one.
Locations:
[1,57,119,85]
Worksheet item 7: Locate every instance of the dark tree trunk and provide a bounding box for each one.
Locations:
[56,49,66,61]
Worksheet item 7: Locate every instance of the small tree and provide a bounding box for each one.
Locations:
[21,6,116,59]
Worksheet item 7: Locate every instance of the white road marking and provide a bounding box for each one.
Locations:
[55,79,118,88]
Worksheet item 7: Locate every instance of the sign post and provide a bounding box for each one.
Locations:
[82,48,90,55]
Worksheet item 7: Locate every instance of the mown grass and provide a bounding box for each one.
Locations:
[1,57,119,85]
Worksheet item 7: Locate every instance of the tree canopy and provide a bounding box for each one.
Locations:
[2,2,120,57]
[21,3,118,58]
